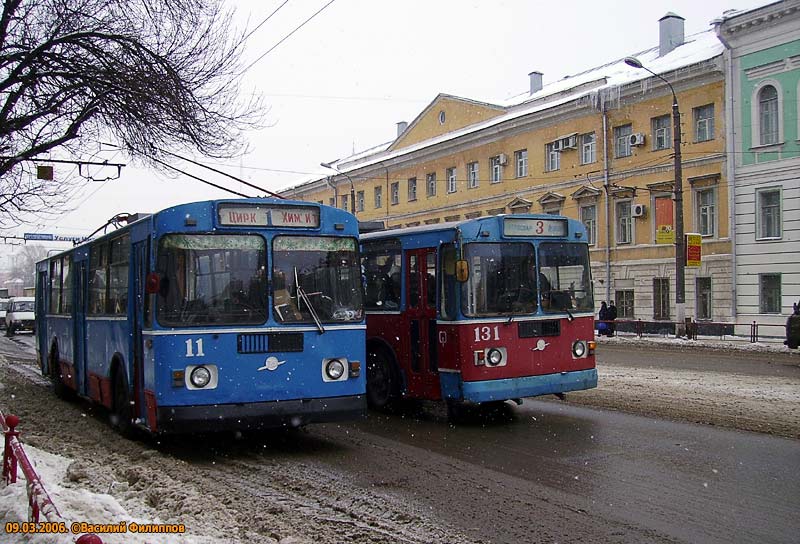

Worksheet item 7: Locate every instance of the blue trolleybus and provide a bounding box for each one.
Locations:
[360,214,597,415]
[35,198,366,434]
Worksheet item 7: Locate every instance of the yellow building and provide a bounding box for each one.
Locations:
[284,15,732,324]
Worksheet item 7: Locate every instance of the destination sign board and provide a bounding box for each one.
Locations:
[503,218,567,237]
[218,205,320,228]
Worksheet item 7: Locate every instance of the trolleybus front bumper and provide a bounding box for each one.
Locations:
[155,394,366,433]
[441,368,598,404]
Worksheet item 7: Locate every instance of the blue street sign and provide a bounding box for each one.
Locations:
[23,233,54,241]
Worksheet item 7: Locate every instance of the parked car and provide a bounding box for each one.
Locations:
[0,298,8,329]
[5,296,35,336]
[786,301,800,350]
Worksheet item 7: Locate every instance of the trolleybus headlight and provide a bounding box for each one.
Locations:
[325,359,346,380]
[190,366,212,388]
[572,341,587,358]
[486,348,503,366]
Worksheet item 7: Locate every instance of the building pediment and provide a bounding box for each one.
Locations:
[571,186,602,201]
[507,196,532,211]
[537,192,566,206]
[389,94,506,152]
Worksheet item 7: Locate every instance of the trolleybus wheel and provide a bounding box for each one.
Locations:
[112,369,134,436]
[366,348,397,410]
[49,345,71,400]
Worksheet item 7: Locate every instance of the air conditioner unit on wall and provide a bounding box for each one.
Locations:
[562,134,577,149]
[631,203,647,218]
[498,153,508,165]
[629,133,645,146]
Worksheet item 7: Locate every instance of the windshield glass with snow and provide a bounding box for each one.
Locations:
[461,242,538,317]
[538,242,594,313]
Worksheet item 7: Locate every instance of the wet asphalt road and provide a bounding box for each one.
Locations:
[2,334,799,543]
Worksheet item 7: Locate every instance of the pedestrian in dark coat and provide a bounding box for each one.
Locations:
[598,301,609,336]
[608,302,618,337]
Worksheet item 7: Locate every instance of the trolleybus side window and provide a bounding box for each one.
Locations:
[440,244,458,320]
[271,236,363,324]
[89,241,108,314]
[361,240,402,310]
[49,258,62,314]
[156,234,267,326]
[461,242,537,317]
[538,242,594,312]
[108,235,130,315]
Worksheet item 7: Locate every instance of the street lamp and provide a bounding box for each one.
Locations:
[320,161,357,216]
[624,56,686,334]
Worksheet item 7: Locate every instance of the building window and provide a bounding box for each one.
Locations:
[614,124,632,157]
[581,133,596,164]
[407,177,417,201]
[694,104,714,142]
[340,195,348,211]
[756,187,781,239]
[696,188,715,237]
[615,200,632,244]
[580,204,596,245]
[446,167,457,193]
[426,173,437,197]
[759,274,781,313]
[467,162,479,188]
[329,197,335,207]
[758,85,779,145]
[653,278,670,320]
[490,156,503,183]
[374,186,382,208]
[696,277,712,320]
[545,143,560,171]
[615,289,634,319]
[356,190,365,212]
[652,115,671,150]
[515,149,528,178]
[390,182,399,205]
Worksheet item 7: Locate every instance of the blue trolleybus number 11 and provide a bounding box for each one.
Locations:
[185,338,205,357]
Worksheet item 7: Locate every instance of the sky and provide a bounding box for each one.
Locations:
[0,0,773,257]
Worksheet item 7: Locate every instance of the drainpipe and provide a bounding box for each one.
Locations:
[602,106,612,304]
[724,50,737,322]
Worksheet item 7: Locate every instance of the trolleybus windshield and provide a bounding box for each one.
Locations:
[271,236,363,324]
[538,242,594,313]
[156,234,267,326]
[461,242,538,317]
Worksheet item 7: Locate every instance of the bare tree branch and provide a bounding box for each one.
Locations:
[0,0,263,227]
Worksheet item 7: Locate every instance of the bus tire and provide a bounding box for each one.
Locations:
[49,345,71,400]
[112,369,134,436]
[366,347,398,410]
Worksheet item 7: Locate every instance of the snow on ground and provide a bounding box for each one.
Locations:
[0,444,216,544]
[595,331,796,353]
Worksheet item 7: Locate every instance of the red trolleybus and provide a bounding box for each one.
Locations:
[360,214,597,414]
[35,198,365,434]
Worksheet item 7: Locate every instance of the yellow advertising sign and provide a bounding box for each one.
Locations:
[686,233,702,267]
[656,225,675,244]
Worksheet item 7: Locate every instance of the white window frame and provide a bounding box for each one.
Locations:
[545,143,560,172]
[580,204,597,245]
[756,186,782,240]
[426,172,437,197]
[615,200,632,244]
[357,190,365,212]
[340,195,348,212]
[467,162,479,189]
[515,149,528,178]
[652,115,671,151]
[407,177,417,201]
[490,156,503,183]
[614,124,632,158]
[390,182,399,206]
[759,273,782,314]
[374,185,382,209]
[695,187,716,238]
[446,167,457,193]
[751,80,784,147]
[696,277,712,320]
[694,104,715,142]
[581,133,596,165]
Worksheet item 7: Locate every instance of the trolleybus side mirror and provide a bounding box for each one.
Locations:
[455,260,469,282]
[145,272,161,294]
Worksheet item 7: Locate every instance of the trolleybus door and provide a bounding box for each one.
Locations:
[73,260,88,395]
[405,248,440,399]
[36,270,48,374]
[131,241,147,424]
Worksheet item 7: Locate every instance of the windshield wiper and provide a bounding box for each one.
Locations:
[294,267,325,333]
